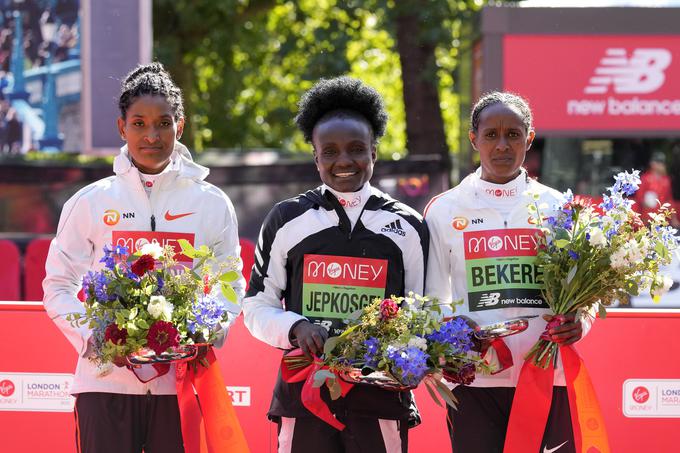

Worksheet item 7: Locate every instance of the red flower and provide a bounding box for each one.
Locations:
[146,320,179,355]
[443,362,476,385]
[203,274,211,295]
[131,254,155,277]
[379,298,399,320]
[104,323,128,345]
[628,212,645,232]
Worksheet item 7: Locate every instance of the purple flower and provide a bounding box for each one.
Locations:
[386,346,430,386]
[568,250,580,260]
[99,245,130,270]
[82,271,115,302]
[425,318,473,355]
[362,337,380,368]
[187,294,227,334]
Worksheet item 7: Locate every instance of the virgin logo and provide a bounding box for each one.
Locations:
[0,379,15,397]
[632,386,650,404]
[339,196,361,208]
[326,262,342,278]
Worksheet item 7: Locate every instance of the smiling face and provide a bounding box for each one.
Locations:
[470,102,535,184]
[312,115,377,192]
[117,95,184,174]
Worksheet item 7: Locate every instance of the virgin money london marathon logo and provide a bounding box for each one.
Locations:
[302,254,387,335]
[567,48,680,117]
[463,229,547,311]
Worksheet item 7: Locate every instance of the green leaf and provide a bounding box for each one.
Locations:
[136,318,150,330]
[221,284,238,303]
[423,378,443,408]
[597,303,607,320]
[129,307,138,320]
[566,265,578,285]
[323,336,341,356]
[177,239,197,258]
[312,369,335,388]
[219,271,240,283]
[339,325,358,339]
[434,378,458,408]
[327,377,342,400]
[555,239,570,248]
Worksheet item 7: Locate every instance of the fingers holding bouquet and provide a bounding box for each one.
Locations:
[542,313,583,346]
[291,320,329,359]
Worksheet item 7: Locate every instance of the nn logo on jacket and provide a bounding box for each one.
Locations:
[585,48,671,95]
[381,219,406,236]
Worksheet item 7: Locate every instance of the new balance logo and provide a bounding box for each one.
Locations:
[381,219,406,237]
[584,48,672,95]
[478,292,501,307]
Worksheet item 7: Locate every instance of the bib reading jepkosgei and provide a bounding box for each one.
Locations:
[464,228,548,311]
[302,254,387,335]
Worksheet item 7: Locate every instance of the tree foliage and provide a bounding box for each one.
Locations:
[153,0,483,158]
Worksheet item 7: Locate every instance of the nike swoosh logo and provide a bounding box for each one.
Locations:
[164,210,194,221]
[543,441,568,453]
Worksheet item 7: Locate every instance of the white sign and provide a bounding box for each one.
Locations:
[227,386,251,407]
[0,372,75,412]
[623,379,680,417]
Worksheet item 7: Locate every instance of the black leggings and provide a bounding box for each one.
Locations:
[74,392,184,453]
[447,386,575,453]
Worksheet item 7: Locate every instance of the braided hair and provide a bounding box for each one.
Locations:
[470,91,532,133]
[118,62,184,121]
[295,76,388,144]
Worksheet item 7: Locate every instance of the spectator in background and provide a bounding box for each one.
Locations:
[4,107,21,154]
[635,151,679,228]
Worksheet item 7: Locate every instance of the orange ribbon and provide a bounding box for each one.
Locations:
[176,348,250,453]
[504,345,610,453]
[280,349,353,430]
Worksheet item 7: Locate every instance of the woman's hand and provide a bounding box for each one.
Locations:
[291,321,329,359]
[543,313,583,345]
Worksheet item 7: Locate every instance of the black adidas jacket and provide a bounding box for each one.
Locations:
[243,185,429,419]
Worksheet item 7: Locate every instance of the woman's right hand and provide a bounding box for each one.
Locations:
[291,321,329,359]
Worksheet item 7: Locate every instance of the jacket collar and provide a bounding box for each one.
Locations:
[113,142,209,182]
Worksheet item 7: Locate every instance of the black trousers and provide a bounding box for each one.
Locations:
[276,414,409,453]
[447,386,575,453]
[74,392,184,453]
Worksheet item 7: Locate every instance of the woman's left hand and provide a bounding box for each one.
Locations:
[543,313,583,345]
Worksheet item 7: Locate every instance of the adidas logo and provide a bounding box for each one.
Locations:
[381,219,406,237]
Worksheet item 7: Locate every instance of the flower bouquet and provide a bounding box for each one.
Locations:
[525,170,679,368]
[285,294,487,408]
[68,240,240,371]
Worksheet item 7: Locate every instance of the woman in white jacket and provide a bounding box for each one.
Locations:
[42,63,244,453]
[424,92,592,453]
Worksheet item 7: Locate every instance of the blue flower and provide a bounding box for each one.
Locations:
[362,337,380,368]
[386,346,430,386]
[568,250,580,260]
[82,271,116,302]
[611,170,641,197]
[187,294,226,334]
[425,318,473,355]
[99,245,130,270]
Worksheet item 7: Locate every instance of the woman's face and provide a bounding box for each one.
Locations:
[117,95,184,174]
[469,102,535,184]
[312,116,376,193]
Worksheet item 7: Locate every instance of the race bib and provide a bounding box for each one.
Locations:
[463,228,548,311]
[112,231,196,267]
[302,254,387,334]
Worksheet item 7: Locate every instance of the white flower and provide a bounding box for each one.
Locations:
[610,248,628,269]
[140,242,164,259]
[407,336,428,351]
[588,228,607,248]
[651,275,674,298]
[148,295,173,320]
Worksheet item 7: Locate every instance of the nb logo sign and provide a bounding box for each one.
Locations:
[478,292,500,307]
[585,48,672,95]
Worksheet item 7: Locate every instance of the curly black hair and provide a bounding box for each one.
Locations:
[295,76,388,144]
[118,62,184,121]
[470,91,532,133]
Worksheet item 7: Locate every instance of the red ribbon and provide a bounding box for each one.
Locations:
[280,349,353,431]
[176,348,250,453]
[504,345,610,453]
[481,338,514,374]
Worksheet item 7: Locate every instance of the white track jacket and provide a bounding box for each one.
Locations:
[43,143,244,395]
[425,170,593,387]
